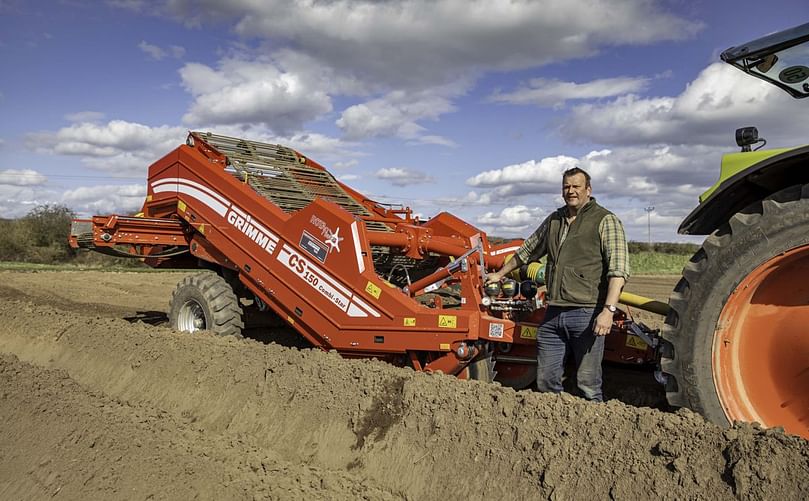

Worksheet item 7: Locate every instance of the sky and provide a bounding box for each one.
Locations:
[1,0,808,243]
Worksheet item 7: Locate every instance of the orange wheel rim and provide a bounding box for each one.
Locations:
[714,244,809,439]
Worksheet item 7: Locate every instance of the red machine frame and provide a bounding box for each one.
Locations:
[70,132,659,386]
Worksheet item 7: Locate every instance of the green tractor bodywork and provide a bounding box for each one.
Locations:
[680,144,809,235]
[661,22,809,440]
[678,21,809,235]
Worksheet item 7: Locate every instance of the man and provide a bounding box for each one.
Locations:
[487,167,629,402]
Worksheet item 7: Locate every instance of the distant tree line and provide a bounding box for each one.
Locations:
[0,204,140,266]
[627,241,699,255]
[0,204,76,262]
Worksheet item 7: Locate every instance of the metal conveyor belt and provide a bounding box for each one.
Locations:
[194,132,391,232]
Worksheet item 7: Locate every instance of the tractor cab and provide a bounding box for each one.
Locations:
[721,21,809,99]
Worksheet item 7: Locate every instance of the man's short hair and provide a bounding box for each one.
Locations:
[562,167,591,187]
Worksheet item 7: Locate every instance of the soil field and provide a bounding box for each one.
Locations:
[0,270,807,500]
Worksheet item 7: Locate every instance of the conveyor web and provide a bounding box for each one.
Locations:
[195,132,391,232]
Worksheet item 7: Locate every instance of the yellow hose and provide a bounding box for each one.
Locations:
[619,292,670,316]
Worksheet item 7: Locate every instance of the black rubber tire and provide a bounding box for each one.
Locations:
[220,268,285,329]
[168,271,244,338]
[661,183,809,426]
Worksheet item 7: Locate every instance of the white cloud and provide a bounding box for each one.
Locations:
[138,40,185,60]
[272,131,362,163]
[560,63,800,147]
[467,145,723,201]
[337,87,460,143]
[179,56,337,132]
[416,135,457,147]
[461,144,729,240]
[26,120,361,176]
[467,155,579,193]
[332,159,358,170]
[64,111,106,123]
[128,2,699,144]
[107,0,148,12]
[61,184,147,216]
[26,120,187,175]
[375,167,433,187]
[160,1,699,87]
[0,185,56,218]
[0,169,47,186]
[490,76,650,107]
[476,205,547,234]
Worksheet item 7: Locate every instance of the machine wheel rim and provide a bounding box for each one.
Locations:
[177,299,207,332]
[713,243,809,437]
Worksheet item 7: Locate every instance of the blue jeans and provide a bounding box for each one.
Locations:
[536,306,605,402]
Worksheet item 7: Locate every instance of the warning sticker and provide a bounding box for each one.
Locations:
[625,335,648,350]
[438,315,457,328]
[365,281,382,299]
[404,317,416,327]
[520,326,537,340]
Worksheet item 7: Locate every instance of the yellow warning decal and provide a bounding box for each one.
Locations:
[520,326,537,340]
[198,224,205,234]
[438,315,457,328]
[439,343,451,351]
[404,317,416,327]
[625,335,648,350]
[177,200,187,212]
[146,194,153,202]
[365,281,382,299]
[286,316,295,325]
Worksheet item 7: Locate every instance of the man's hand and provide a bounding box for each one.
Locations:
[593,309,613,336]
[485,270,505,284]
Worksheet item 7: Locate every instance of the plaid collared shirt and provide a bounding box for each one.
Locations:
[515,202,630,279]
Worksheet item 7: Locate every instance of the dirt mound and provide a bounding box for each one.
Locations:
[0,353,396,500]
[1,291,807,500]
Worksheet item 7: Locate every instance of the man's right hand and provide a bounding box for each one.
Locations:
[485,271,504,284]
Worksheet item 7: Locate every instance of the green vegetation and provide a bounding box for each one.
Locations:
[627,241,699,255]
[627,241,696,275]
[0,204,146,269]
[630,251,690,275]
[0,204,75,263]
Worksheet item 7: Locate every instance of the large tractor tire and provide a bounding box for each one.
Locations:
[169,271,244,338]
[662,184,809,439]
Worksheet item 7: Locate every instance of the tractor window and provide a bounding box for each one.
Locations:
[747,43,809,97]
[722,22,809,99]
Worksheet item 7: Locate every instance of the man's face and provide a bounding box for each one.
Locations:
[562,173,592,211]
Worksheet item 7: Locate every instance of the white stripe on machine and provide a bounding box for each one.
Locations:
[350,221,365,273]
[491,246,520,256]
[278,244,379,318]
[153,182,229,216]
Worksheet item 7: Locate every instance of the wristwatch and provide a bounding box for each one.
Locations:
[604,304,617,313]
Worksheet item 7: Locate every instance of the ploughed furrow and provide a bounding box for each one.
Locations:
[0,296,807,500]
[0,354,398,501]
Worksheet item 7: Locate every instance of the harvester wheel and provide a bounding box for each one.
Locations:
[464,347,497,383]
[662,184,809,439]
[169,271,244,338]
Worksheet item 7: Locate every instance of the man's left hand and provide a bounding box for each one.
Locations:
[593,309,613,336]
